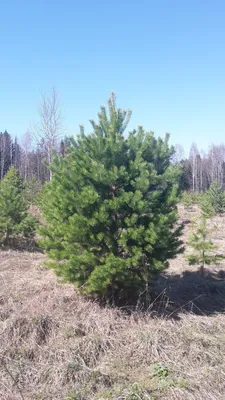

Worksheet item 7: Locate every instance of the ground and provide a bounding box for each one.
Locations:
[1,206,225,399]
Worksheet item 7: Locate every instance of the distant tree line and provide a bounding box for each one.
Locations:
[0,130,70,182]
[1,133,224,193]
[0,87,69,183]
[175,142,225,192]
[1,87,225,192]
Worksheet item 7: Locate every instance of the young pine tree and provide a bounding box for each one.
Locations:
[39,94,183,301]
[186,215,224,274]
[201,183,225,217]
[0,167,37,243]
[24,177,43,205]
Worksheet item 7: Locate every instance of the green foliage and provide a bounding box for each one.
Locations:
[201,184,225,216]
[0,167,37,242]
[152,362,169,378]
[186,215,224,273]
[181,191,203,209]
[39,94,183,300]
[19,214,38,238]
[24,177,43,205]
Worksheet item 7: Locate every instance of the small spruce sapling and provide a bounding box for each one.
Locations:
[186,215,224,274]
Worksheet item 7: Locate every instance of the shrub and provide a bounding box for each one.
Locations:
[39,94,183,301]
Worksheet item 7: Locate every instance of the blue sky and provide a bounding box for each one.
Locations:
[0,0,225,154]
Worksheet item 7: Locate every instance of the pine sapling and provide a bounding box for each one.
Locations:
[0,167,37,243]
[39,93,184,301]
[186,215,224,274]
[201,183,225,217]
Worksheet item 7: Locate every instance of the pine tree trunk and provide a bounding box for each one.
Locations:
[3,232,9,245]
[199,265,204,274]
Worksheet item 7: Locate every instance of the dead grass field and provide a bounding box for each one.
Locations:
[1,206,225,399]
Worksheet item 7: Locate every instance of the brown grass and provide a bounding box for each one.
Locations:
[1,208,225,399]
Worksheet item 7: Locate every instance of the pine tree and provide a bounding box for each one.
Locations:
[186,215,224,274]
[24,177,42,205]
[0,167,37,243]
[201,183,225,216]
[39,94,183,301]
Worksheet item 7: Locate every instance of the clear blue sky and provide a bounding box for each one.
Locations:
[1,0,225,154]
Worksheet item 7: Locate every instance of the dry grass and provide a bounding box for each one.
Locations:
[1,208,225,399]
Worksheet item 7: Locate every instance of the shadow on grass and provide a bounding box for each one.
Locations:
[0,237,43,253]
[82,269,225,320]
[151,269,225,319]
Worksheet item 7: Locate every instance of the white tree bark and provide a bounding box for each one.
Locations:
[31,87,64,180]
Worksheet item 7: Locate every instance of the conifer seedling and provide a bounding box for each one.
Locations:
[186,215,224,274]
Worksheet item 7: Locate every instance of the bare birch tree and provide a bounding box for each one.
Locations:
[21,131,31,180]
[189,142,199,192]
[31,87,63,180]
[172,143,185,164]
[207,144,225,187]
[199,149,205,192]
